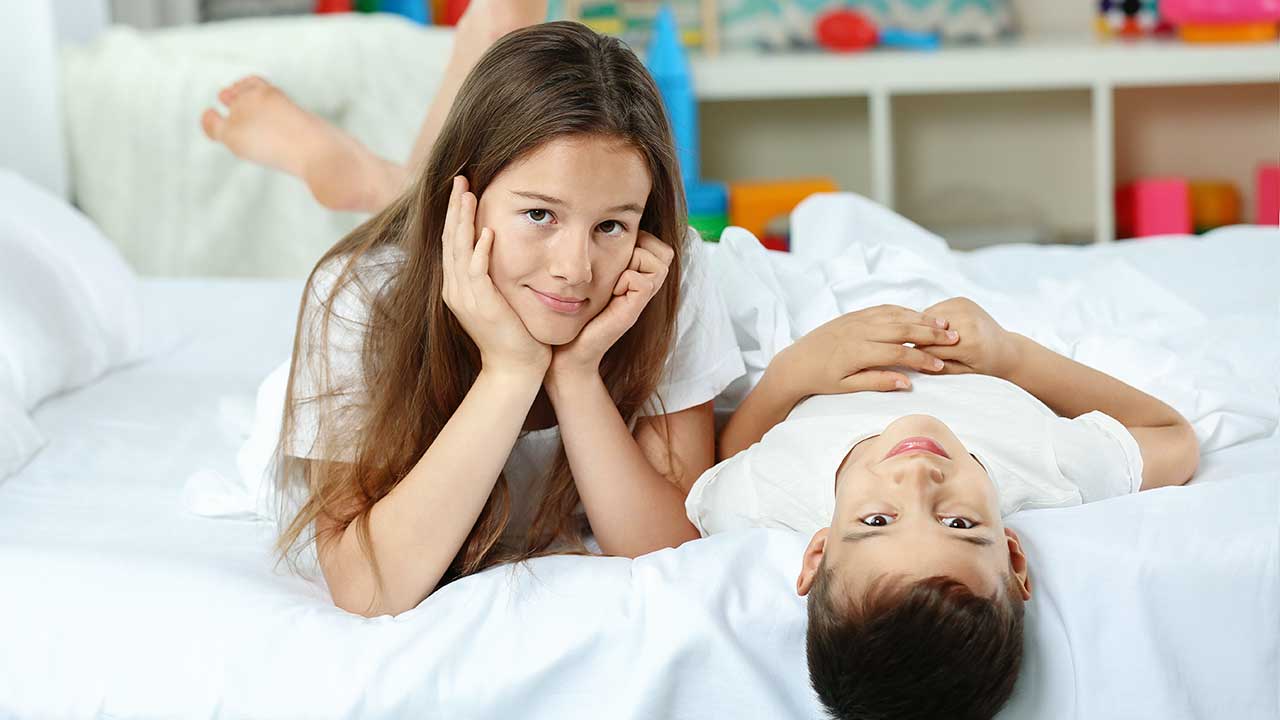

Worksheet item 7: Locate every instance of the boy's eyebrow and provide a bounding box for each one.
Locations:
[511,190,643,215]
[841,530,995,547]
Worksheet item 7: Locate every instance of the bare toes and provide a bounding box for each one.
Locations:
[200,108,224,140]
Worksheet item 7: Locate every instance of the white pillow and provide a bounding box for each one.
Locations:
[0,170,143,410]
[0,396,43,480]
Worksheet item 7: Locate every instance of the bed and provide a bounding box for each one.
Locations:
[1,4,1277,719]
[1,186,1277,718]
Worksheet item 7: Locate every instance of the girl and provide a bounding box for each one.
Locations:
[207,16,744,619]
[202,7,951,619]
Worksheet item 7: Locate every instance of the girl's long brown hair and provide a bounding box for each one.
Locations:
[273,22,688,596]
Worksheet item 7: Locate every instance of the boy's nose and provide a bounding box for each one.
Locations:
[548,230,592,285]
[892,458,946,486]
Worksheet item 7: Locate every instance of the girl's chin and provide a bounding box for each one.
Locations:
[522,315,588,347]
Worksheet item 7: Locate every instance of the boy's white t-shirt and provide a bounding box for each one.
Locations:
[685,371,1145,537]
[287,233,745,541]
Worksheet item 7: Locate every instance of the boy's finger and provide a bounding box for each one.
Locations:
[872,324,958,347]
[840,370,912,393]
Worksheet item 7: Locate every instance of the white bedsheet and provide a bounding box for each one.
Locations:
[1,218,1277,718]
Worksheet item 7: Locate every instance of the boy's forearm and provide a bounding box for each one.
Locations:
[718,365,802,461]
[1002,334,1184,428]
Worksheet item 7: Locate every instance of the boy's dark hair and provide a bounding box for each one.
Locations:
[806,567,1025,720]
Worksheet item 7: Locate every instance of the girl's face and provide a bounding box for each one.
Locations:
[475,135,653,346]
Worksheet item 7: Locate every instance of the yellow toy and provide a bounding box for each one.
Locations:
[728,178,838,250]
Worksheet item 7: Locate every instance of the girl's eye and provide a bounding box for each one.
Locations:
[524,209,553,225]
[597,220,626,236]
[941,516,977,530]
[861,514,895,527]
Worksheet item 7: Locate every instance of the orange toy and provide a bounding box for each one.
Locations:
[1189,181,1241,232]
[1178,22,1278,41]
[728,178,838,247]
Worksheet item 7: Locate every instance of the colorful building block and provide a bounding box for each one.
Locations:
[380,0,430,23]
[1188,181,1241,232]
[728,178,838,249]
[1162,0,1280,41]
[1257,164,1280,225]
[316,0,353,11]
[1116,178,1192,238]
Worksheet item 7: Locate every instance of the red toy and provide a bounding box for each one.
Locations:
[316,0,353,12]
[815,9,878,52]
[1258,164,1280,225]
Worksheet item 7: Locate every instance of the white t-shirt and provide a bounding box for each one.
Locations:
[288,233,745,541]
[685,371,1145,536]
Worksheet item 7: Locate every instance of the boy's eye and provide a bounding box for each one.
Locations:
[861,513,895,527]
[940,516,976,530]
[524,209,553,224]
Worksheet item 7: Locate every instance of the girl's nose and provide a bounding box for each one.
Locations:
[548,229,592,285]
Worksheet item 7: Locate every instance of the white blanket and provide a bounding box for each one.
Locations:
[713,194,1280,453]
[2,202,1277,718]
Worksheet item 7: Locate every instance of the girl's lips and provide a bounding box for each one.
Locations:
[530,287,587,314]
[884,436,950,460]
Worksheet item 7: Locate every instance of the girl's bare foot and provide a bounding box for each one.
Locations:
[201,76,403,213]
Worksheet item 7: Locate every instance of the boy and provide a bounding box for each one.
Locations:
[687,297,1198,720]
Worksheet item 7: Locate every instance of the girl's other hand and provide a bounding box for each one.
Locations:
[549,231,673,380]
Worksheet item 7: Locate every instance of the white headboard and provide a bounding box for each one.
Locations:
[0,0,108,200]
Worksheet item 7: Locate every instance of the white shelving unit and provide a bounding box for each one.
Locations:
[691,34,1280,244]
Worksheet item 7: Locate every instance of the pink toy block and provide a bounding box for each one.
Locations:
[1161,0,1280,24]
[1258,164,1280,225]
[1116,178,1192,238]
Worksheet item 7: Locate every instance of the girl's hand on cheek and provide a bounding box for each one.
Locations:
[550,231,673,380]
[441,176,551,378]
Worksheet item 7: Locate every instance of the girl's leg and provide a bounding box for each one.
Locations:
[407,0,549,170]
[201,76,406,212]
[200,0,548,215]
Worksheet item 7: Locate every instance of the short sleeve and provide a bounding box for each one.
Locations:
[287,253,391,462]
[685,455,760,537]
[647,234,746,416]
[1049,410,1145,503]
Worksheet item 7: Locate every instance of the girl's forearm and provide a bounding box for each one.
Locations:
[546,371,699,557]
[323,367,542,616]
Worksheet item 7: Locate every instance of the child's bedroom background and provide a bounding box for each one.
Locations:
[0,2,1277,719]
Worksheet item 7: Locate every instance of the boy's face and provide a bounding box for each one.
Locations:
[795,414,1033,604]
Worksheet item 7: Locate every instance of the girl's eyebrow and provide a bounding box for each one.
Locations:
[511,190,642,215]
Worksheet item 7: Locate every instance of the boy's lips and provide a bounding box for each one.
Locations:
[884,436,950,460]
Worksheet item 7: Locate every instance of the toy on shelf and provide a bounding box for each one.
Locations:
[814,9,878,52]
[316,0,354,12]
[1096,0,1171,37]
[561,1,720,54]
[380,0,430,23]
[645,4,728,239]
[1188,181,1241,232]
[879,26,942,50]
[1116,178,1192,238]
[729,178,838,252]
[1257,164,1280,225]
[1161,0,1280,42]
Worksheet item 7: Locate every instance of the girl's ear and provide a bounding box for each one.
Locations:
[796,528,830,596]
